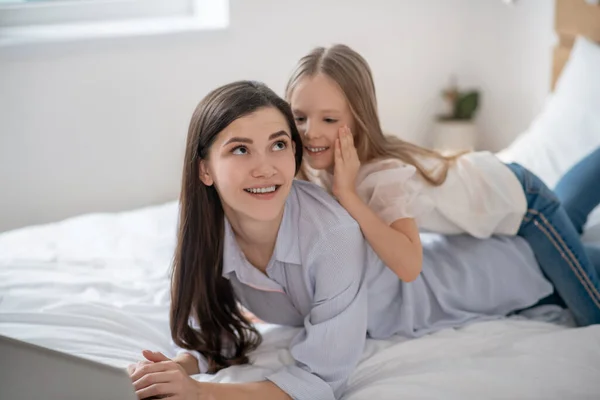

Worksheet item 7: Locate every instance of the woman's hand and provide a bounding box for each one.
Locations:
[332,126,361,204]
[128,350,203,400]
[127,359,153,377]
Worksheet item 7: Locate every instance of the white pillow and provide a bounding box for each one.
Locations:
[497,36,600,241]
[554,36,600,111]
[497,95,600,188]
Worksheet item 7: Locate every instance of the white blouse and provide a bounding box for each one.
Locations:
[314,151,527,238]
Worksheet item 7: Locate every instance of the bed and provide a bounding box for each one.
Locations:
[2,1,600,399]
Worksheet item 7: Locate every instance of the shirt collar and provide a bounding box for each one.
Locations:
[221,186,301,278]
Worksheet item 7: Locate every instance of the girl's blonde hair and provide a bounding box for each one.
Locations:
[285,44,459,186]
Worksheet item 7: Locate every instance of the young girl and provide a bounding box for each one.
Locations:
[127,81,572,400]
[286,44,600,326]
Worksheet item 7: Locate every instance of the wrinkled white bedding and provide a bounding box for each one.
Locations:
[1,201,599,399]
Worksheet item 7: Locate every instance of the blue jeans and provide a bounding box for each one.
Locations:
[554,146,600,285]
[506,153,600,326]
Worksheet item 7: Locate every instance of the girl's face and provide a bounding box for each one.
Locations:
[200,106,296,224]
[290,73,355,171]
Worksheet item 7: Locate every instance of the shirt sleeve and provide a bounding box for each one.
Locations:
[357,160,434,225]
[172,345,209,374]
[266,224,369,400]
[169,316,209,374]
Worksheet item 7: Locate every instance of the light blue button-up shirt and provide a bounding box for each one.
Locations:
[186,180,553,400]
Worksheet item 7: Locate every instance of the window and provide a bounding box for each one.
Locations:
[0,0,229,46]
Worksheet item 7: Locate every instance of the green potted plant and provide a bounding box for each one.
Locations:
[432,78,480,153]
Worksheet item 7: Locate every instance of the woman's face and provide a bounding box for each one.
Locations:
[289,73,355,171]
[200,106,297,224]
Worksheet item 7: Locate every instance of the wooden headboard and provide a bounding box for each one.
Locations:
[553,0,600,88]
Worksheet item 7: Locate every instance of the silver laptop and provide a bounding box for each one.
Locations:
[0,334,138,400]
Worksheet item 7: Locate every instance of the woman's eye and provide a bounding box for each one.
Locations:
[232,146,248,155]
[324,118,338,123]
[273,141,287,151]
[294,117,306,123]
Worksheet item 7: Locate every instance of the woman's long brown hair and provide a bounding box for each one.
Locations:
[170,81,303,373]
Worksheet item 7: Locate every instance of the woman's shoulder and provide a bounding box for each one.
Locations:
[291,180,354,219]
[290,180,367,272]
[290,180,360,237]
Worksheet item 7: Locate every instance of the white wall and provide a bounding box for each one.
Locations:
[0,0,555,232]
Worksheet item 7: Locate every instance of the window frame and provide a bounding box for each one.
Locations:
[0,0,228,46]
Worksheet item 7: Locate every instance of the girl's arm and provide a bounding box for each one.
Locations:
[333,126,422,282]
[337,192,422,282]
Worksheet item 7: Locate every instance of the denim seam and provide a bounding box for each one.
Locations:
[536,210,600,304]
[533,218,598,306]
[533,219,600,311]
[529,209,600,309]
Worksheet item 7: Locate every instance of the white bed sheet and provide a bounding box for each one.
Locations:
[1,201,600,399]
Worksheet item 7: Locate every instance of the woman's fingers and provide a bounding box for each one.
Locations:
[134,370,177,391]
[135,382,174,399]
[128,360,152,376]
[143,350,171,363]
[130,361,172,382]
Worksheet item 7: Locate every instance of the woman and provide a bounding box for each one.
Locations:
[127,81,588,400]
